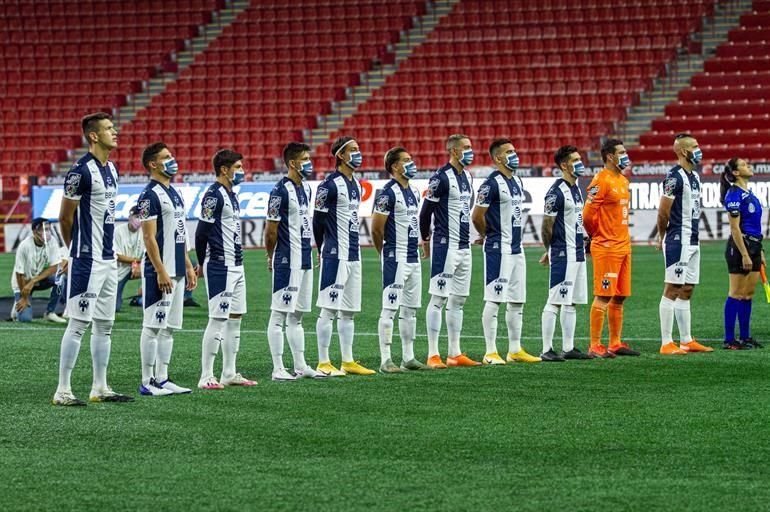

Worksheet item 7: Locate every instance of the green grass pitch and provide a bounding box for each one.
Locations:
[0,243,768,511]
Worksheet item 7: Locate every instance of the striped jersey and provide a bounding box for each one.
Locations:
[373,179,421,262]
[475,170,524,255]
[198,182,243,267]
[724,185,763,238]
[662,166,701,246]
[62,152,118,260]
[425,163,473,250]
[137,180,188,277]
[268,177,312,269]
[544,178,585,262]
[314,171,360,262]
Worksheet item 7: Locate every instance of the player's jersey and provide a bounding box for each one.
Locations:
[425,163,473,250]
[583,168,631,253]
[662,166,701,246]
[373,179,421,263]
[544,178,585,262]
[198,182,243,267]
[268,177,312,269]
[314,171,360,262]
[137,180,188,278]
[63,152,118,260]
[724,185,763,238]
[475,170,524,255]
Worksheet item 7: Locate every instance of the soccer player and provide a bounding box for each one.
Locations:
[472,139,540,365]
[313,136,374,376]
[720,158,764,350]
[371,147,429,373]
[53,112,133,406]
[196,149,257,389]
[656,133,713,355]
[582,139,639,358]
[419,134,480,368]
[11,217,67,323]
[114,206,144,312]
[136,142,198,396]
[264,143,320,380]
[539,145,592,362]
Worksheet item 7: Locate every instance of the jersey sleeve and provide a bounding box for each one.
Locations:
[724,188,742,218]
[425,173,448,203]
[13,243,28,275]
[199,190,222,224]
[137,189,160,222]
[63,165,88,200]
[585,175,605,205]
[314,179,336,213]
[373,189,395,216]
[662,173,682,200]
[475,178,496,208]
[543,188,563,217]
[267,185,287,222]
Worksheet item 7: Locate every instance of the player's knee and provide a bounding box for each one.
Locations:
[17,309,33,322]
[428,295,447,311]
[610,296,626,305]
[269,310,287,327]
[287,311,304,326]
[319,308,336,321]
[506,302,523,313]
[400,306,417,321]
[380,308,396,321]
[229,313,243,319]
[563,304,576,314]
[92,319,113,337]
[142,326,160,338]
[543,303,559,315]
[680,285,694,299]
[340,311,355,321]
[447,295,466,311]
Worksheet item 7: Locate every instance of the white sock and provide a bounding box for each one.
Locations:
[659,296,675,345]
[338,312,355,363]
[316,308,335,363]
[561,305,576,352]
[674,298,692,343]
[222,317,241,380]
[155,328,174,383]
[482,301,499,354]
[542,304,559,353]
[90,319,112,391]
[426,295,445,357]
[446,295,466,357]
[57,319,88,393]
[399,307,417,362]
[506,303,524,354]
[286,312,307,371]
[378,309,395,363]
[268,310,287,371]
[201,317,226,380]
[140,326,159,385]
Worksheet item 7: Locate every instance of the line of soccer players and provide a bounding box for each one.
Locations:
[52,112,723,406]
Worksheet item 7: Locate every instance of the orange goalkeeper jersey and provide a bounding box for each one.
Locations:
[582,168,631,253]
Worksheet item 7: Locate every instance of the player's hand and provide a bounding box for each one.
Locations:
[539,252,549,266]
[655,237,663,251]
[421,241,430,260]
[742,253,753,271]
[15,297,29,312]
[473,237,484,245]
[157,271,173,295]
[185,266,197,291]
[60,259,69,273]
[196,264,204,278]
[267,255,273,272]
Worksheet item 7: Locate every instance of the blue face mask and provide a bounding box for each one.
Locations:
[572,160,586,177]
[348,151,363,169]
[617,154,630,170]
[161,158,178,177]
[505,152,520,172]
[688,148,703,166]
[403,161,417,179]
[459,149,474,167]
[232,170,245,186]
[299,160,313,179]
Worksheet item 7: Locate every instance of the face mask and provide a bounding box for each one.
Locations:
[459,149,474,167]
[505,152,520,172]
[299,160,313,179]
[36,227,51,244]
[617,154,630,170]
[348,151,363,169]
[572,160,586,177]
[688,148,703,166]
[128,217,142,231]
[231,169,245,186]
[402,161,417,179]
[161,158,178,177]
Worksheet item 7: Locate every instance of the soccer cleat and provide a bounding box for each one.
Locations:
[295,366,324,379]
[446,354,482,367]
[45,312,67,324]
[198,377,225,390]
[723,340,751,350]
[588,344,616,359]
[139,379,173,397]
[742,337,763,349]
[221,373,257,387]
[540,349,566,362]
[158,379,193,394]
[506,350,541,363]
[426,355,448,369]
[482,352,506,365]
[316,361,346,377]
[341,361,376,375]
[660,342,686,355]
[609,342,640,356]
[272,368,298,381]
[679,340,714,353]
[562,348,595,360]
[52,391,86,407]
[90,387,134,402]
[400,359,430,371]
[379,359,403,374]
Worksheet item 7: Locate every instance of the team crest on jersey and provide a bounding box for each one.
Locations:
[544,193,557,215]
[587,185,599,199]
[65,172,81,197]
[201,197,217,220]
[315,187,328,209]
[749,203,756,214]
[268,196,281,218]
[477,184,490,205]
[137,199,151,220]
[375,193,390,214]
[663,176,677,196]
[427,177,440,199]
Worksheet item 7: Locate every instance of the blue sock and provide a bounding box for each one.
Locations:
[724,297,740,341]
[738,299,752,340]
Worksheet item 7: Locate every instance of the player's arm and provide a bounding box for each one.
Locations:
[312,181,334,260]
[264,221,278,271]
[725,196,752,271]
[540,191,561,265]
[656,175,679,249]
[472,181,492,244]
[183,240,197,291]
[582,179,603,237]
[59,198,78,248]
[141,219,172,294]
[371,191,393,255]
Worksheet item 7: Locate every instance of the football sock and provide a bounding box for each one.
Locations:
[201,317,226,380]
[607,302,624,345]
[155,328,174,383]
[57,318,88,393]
[659,296,675,345]
[590,298,608,346]
[560,304,576,352]
[338,311,355,362]
[724,296,740,342]
[738,299,752,340]
[286,312,307,370]
[399,306,417,362]
[673,298,692,343]
[426,295,446,357]
[446,295,466,357]
[378,308,395,363]
[268,311,287,370]
[90,319,113,391]
[541,303,558,353]
[140,326,159,386]
[482,301,499,354]
[506,303,524,354]
[316,308,335,363]
[222,318,241,380]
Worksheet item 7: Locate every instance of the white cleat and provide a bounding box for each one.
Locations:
[158,379,192,394]
[271,368,297,381]
[198,377,225,390]
[294,366,324,379]
[221,373,258,387]
[138,380,173,397]
[52,391,86,406]
[45,312,67,324]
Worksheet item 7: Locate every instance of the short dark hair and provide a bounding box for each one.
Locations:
[331,136,356,168]
[283,142,310,167]
[384,147,408,174]
[81,112,112,138]
[489,138,512,158]
[212,149,244,176]
[601,138,624,163]
[129,205,140,217]
[554,145,579,167]
[31,217,48,231]
[142,142,168,171]
[674,132,693,140]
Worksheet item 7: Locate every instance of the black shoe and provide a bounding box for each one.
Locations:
[609,344,641,357]
[562,348,595,360]
[540,349,566,362]
[742,337,763,349]
[129,296,142,307]
[723,340,751,350]
[184,297,201,307]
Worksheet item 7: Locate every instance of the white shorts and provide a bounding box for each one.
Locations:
[664,243,700,285]
[317,258,361,312]
[272,266,313,313]
[205,262,247,319]
[429,244,472,297]
[484,251,526,303]
[381,259,422,310]
[143,273,184,330]
[547,257,587,305]
[65,258,118,322]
